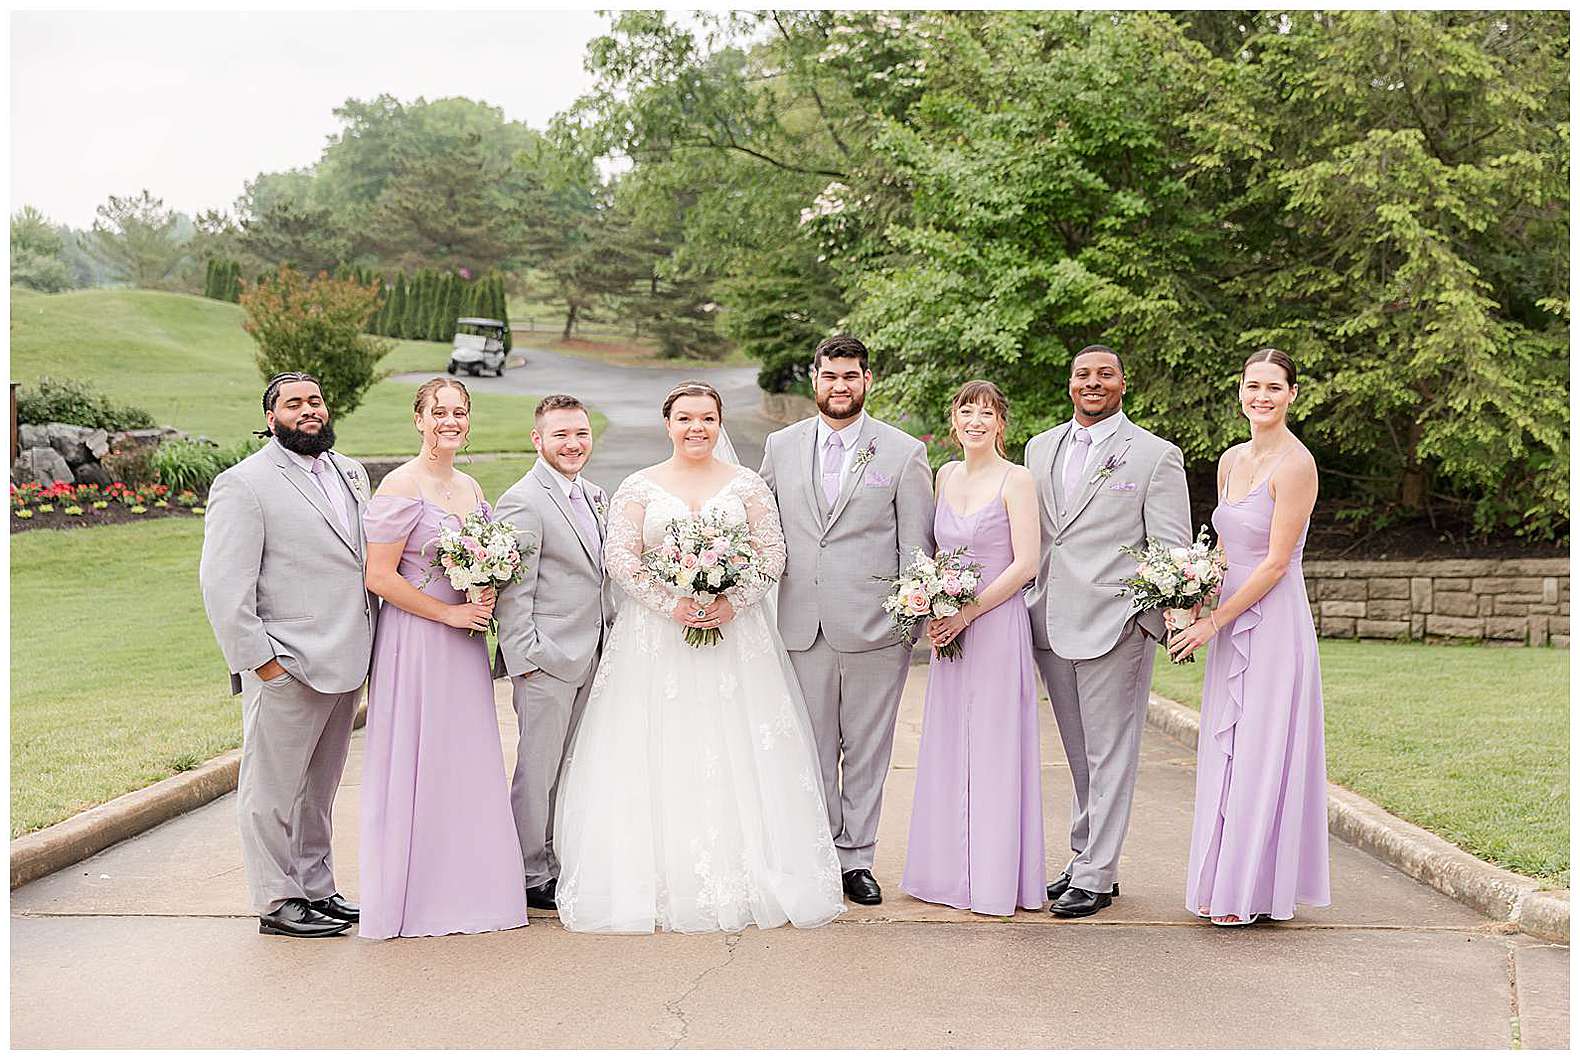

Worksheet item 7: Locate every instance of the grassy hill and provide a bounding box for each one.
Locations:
[9,287,547,456]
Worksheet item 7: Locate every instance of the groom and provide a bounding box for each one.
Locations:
[199,372,377,937]
[492,394,610,911]
[1024,345,1190,918]
[760,335,935,905]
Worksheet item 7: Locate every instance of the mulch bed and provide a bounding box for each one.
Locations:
[11,505,204,535]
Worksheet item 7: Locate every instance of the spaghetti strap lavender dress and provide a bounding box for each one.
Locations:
[902,478,1045,916]
[1185,473,1331,922]
[358,496,529,939]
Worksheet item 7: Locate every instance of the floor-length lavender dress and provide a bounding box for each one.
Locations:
[902,472,1045,916]
[1186,462,1331,922]
[358,496,529,939]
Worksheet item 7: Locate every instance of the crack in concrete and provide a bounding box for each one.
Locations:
[660,931,742,1050]
[1505,943,1522,1048]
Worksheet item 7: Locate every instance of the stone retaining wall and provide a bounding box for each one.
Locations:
[1303,559,1569,647]
[760,392,818,425]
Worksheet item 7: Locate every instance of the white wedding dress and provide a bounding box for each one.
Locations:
[554,465,846,934]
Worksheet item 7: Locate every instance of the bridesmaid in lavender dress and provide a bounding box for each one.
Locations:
[358,378,529,939]
[902,380,1045,916]
[1169,349,1331,926]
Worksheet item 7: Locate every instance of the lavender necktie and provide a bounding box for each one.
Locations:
[1062,427,1092,504]
[308,456,352,536]
[568,481,600,547]
[822,433,845,507]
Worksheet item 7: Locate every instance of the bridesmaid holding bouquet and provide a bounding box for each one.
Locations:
[902,380,1045,916]
[1168,349,1331,926]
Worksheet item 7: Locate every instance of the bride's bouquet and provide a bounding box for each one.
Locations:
[879,546,983,662]
[643,512,771,647]
[1116,526,1226,664]
[428,511,532,637]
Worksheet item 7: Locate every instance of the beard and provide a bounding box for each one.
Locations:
[273,418,336,457]
[816,388,866,420]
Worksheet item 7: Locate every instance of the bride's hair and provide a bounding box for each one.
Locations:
[662,380,724,420]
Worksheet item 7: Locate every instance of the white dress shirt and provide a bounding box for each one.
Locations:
[1060,413,1123,486]
[278,441,353,535]
[542,461,587,502]
[815,411,868,492]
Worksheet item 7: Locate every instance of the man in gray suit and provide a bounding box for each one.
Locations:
[492,394,610,912]
[1024,345,1191,918]
[760,335,935,905]
[199,372,377,937]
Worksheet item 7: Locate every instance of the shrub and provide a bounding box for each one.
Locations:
[101,446,157,486]
[16,377,156,432]
[240,265,392,419]
[150,436,263,493]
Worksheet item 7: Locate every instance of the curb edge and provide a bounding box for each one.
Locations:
[10,702,367,891]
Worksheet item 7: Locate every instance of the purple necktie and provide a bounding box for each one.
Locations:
[309,456,352,536]
[822,433,845,507]
[568,481,600,548]
[1062,427,1092,503]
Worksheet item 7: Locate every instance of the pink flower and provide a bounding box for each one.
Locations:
[906,590,931,616]
[942,575,962,596]
[700,549,719,567]
[681,553,699,570]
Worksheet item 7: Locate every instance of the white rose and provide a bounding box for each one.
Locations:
[959,572,978,590]
[932,599,959,618]
[1169,547,1190,565]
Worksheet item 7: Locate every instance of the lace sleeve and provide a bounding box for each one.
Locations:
[724,470,786,610]
[603,476,676,616]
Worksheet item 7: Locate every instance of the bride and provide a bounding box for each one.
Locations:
[553,380,845,934]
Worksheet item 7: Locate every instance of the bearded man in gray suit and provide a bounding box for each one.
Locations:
[199,372,377,938]
[492,394,610,912]
[760,335,935,905]
[1024,345,1191,919]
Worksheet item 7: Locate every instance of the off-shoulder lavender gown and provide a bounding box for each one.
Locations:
[1185,459,1331,922]
[902,472,1045,915]
[358,496,529,939]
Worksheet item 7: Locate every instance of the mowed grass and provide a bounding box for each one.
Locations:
[1151,640,1570,886]
[11,519,239,836]
[10,287,543,455]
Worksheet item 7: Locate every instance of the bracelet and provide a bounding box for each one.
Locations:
[1208,613,1221,633]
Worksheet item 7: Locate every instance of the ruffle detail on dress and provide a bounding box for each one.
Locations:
[1212,597,1262,757]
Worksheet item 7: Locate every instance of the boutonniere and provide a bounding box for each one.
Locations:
[1089,445,1131,486]
[593,496,607,522]
[852,440,878,473]
[344,465,370,501]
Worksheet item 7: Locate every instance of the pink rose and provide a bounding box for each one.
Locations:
[906,590,931,616]
[942,575,962,596]
[681,553,699,570]
[700,549,719,567]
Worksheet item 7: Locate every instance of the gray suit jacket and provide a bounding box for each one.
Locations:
[199,440,378,695]
[760,414,936,653]
[491,459,611,685]
[1023,412,1191,661]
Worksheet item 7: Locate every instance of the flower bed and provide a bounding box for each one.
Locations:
[10,481,203,533]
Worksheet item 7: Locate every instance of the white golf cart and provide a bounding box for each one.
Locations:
[446,318,508,377]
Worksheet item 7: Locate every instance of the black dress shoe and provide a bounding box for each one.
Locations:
[524,880,557,910]
[260,898,352,937]
[1047,873,1116,904]
[1050,886,1114,919]
[309,893,359,923]
[842,869,882,905]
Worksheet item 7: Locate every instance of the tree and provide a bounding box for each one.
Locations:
[11,205,74,292]
[236,200,351,277]
[89,190,185,288]
[366,132,523,274]
[239,266,392,418]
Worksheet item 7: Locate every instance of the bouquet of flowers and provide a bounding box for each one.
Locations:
[428,511,533,637]
[643,512,772,647]
[880,546,983,662]
[1116,526,1226,664]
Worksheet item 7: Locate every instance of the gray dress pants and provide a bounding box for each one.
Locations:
[236,670,359,914]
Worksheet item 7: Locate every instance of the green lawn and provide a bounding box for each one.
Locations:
[10,287,545,455]
[1151,640,1570,886]
[10,519,238,837]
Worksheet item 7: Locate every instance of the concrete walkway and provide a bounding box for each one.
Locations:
[10,666,1568,1048]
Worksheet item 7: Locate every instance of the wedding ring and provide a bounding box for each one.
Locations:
[695,608,706,618]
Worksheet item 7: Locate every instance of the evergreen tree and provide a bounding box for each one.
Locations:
[389,272,408,338]
[403,269,428,340]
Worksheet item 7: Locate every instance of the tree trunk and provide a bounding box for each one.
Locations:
[1399,417,1427,511]
[562,302,578,341]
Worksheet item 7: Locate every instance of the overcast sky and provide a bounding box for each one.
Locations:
[10,10,609,228]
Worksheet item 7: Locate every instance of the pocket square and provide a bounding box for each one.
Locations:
[862,470,893,488]
[1108,481,1138,492]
